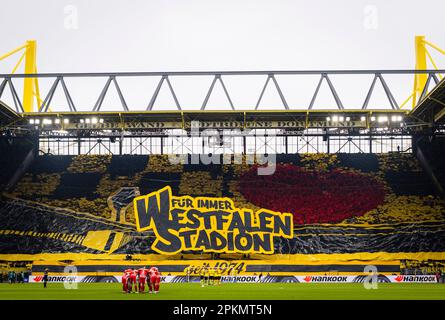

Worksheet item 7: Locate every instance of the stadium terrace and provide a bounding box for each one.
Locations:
[1,33,445,303]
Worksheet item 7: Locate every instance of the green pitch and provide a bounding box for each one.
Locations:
[0,283,444,300]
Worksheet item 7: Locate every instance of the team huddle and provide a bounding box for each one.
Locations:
[122,266,161,294]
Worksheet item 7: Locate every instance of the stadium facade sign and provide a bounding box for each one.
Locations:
[66,120,364,130]
[133,186,294,255]
[66,122,182,130]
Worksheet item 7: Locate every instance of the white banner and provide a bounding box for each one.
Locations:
[221,276,259,283]
[29,274,439,284]
[387,275,438,283]
[30,275,85,283]
[296,276,355,283]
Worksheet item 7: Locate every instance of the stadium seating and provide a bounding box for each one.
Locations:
[67,154,112,173]
[401,260,445,275]
[238,164,387,224]
[179,171,223,197]
[348,195,445,224]
[1,152,444,256]
[4,152,444,225]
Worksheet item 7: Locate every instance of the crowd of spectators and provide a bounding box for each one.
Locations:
[179,171,222,196]
[11,173,60,198]
[5,152,444,227]
[148,154,183,172]
[348,194,445,224]
[0,270,29,283]
[401,260,445,279]
[238,163,387,224]
[377,153,422,173]
[67,154,112,173]
[300,153,340,172]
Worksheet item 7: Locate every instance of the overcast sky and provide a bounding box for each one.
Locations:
[0,0,444,111]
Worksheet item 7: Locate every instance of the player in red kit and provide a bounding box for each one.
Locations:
[126,269,136,293]
[122,271,129,293]
[130,269,138,293]
[138,267,148,293]
[124,268,132,293]
[148,266,161,294]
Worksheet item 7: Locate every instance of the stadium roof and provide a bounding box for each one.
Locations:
[411,77,445,124]
[0,99,20,127]
[0,70,444,133]
[1,69,444,113]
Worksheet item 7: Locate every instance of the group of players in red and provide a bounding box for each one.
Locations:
[122,266,161,294]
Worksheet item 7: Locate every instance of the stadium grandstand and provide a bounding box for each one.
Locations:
[1,37,445,285]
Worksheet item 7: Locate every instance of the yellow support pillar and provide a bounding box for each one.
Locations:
[22,40,37,112]
[413,36,427,108]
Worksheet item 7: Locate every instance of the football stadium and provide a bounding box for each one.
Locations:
[1,1,445,304]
